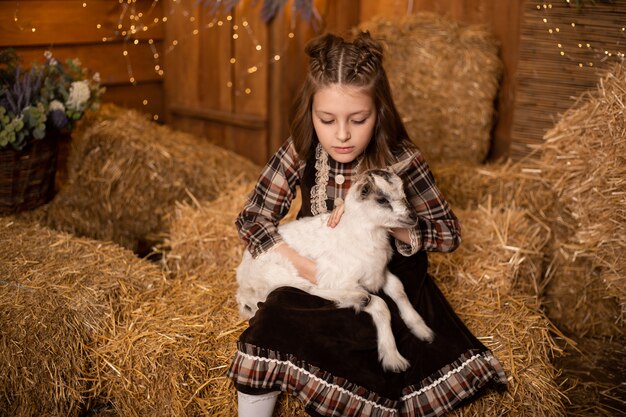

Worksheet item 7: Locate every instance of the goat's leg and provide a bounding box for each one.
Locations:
[308,287,371,311]
[363,295,411,372]
[307,288,410,372]
[383,271,435,342]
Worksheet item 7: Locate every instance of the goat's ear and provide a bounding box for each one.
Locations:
[360,182,371,197]
[388,154,416,176]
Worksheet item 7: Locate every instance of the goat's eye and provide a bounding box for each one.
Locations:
[376,197,389,205]
[361,184,370,196]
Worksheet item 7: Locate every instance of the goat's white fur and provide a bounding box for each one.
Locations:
[236,168,434,372]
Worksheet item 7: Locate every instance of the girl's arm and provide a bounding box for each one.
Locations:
[272,242,318,284]
[235,139,302,258]
[394,145,461,254]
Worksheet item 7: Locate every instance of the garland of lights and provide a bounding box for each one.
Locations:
[538,0,625,68]
[11,0,311,121]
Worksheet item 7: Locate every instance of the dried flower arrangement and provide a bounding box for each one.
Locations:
[0,49,104,151]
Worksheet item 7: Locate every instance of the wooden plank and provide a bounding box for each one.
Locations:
[0,0,164,47]
[103,82,164,120]
[266,2,324,156]
[233,0,268,117]
[209,126,269,166]
[14,41,164,85]
[163,0,200,120]
[197,3,233,111]
[488,0,525,160]
[169,104,266,130]
[320,0,360,35]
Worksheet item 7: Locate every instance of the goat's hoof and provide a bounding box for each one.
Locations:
[360,294,372,308]
[381,351,410,373]
[413,325,435,343]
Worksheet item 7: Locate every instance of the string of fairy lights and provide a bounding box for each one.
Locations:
[12,0,625,121]
[10,0,303,121]
[537,0,626,68]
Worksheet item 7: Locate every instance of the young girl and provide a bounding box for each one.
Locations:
[228,31,507,417]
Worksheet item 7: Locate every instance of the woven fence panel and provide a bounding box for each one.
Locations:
[510,0,626,160]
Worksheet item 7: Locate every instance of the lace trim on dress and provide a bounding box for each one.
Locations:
[311,143,330,215]
[394,227,420,256]
[228,343,507,417]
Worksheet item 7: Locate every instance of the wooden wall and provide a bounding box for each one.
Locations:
[1,0,526,165]
[162,0,361,165]
[0,0,165,120]
[163,0,526,164]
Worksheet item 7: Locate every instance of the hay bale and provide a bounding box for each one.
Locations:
[430,204,551,301]
[162,187,562,416]
[535,62,626,337]
[91,267,246,417]
[543,255,623,338]
[161,184,302,278]
[429,204,567,416]
[0,216,163,417]
[45,108,260,254]
[360,13,502,164]
[442,289,566,417]
[431,159,556,214]
[160,182,254,276]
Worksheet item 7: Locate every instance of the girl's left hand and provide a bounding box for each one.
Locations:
[327,203,345,228]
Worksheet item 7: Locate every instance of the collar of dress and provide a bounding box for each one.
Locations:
[310,143,363,215]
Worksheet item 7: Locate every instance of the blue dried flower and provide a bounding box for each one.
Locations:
[0,48,103,151]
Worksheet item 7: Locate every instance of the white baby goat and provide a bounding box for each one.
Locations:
[236,167,434,372]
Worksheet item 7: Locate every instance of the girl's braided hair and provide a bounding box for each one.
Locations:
[290,31,411,169]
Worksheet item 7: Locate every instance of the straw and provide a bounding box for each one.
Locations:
[44,106,260,254]
[359,13,502,164]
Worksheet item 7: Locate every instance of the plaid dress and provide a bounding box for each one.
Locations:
[228,139,507,416]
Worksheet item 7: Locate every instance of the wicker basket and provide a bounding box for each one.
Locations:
[0,137,58,215]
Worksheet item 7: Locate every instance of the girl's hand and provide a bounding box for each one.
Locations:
[273,242,318,284]
[327,202,345,228]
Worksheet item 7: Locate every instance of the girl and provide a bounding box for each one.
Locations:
[228,31,507,417]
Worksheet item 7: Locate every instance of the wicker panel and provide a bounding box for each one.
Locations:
[511,0,626,160]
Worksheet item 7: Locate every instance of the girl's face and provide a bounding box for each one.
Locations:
[312,84,376,163]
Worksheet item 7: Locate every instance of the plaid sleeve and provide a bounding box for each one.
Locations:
[235,139,301,258]
[394,145,461,255]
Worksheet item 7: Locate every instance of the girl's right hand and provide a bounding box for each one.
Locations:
[327,202,345,228]
[273,242,318,284]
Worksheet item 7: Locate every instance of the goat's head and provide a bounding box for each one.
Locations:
[345,168,417,229]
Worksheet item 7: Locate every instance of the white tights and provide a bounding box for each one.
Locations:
[237,390,280,417]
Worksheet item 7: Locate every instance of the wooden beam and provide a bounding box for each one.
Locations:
[169,105,267,130]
